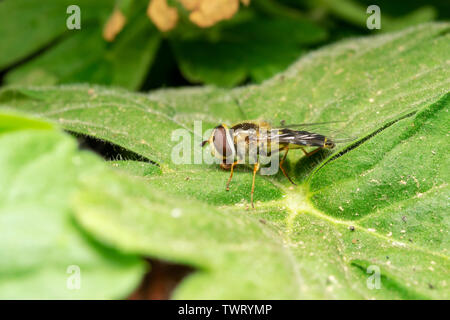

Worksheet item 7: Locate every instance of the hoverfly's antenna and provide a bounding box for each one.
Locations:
[200,140,210,147]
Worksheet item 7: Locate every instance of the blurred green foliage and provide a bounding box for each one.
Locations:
[0,0,448,90]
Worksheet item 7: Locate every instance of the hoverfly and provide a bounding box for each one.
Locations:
[201,120,341,208]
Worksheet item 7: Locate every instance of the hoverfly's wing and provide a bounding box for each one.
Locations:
[277,120,346,137]
[266,128,328,147]
[271,120,356,146]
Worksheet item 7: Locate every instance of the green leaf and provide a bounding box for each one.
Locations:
[69,95,450,299]
[312,0,436,31]
[0,0,114,70]
[1,23,449,299]
[73,170,301,299]
[0,110,54,134]
[2,0,160,90]
[0,112,146,299]
[171,16,327,86]
[1,85,240,165]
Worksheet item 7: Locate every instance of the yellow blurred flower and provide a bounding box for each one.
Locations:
[184,0,238,28]
[150,0,250,31]
[103,0,250,40]
[103,8,127,42]
[147,0,179,32]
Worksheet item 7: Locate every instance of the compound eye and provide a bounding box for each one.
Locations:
[213,126,233,157]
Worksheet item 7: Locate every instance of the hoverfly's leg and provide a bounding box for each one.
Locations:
[226,161,239,191]
[300,147,321,157]
[250,162,260,208]
[279,146,296,185]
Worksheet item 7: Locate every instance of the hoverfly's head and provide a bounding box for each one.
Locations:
[201,124,235,159]
[324,139,335,149]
